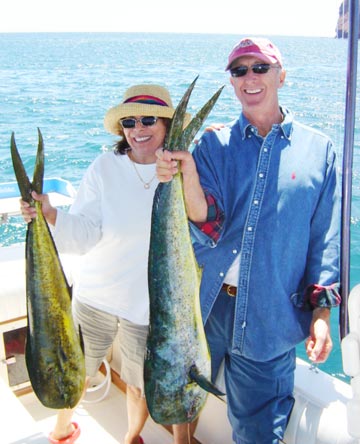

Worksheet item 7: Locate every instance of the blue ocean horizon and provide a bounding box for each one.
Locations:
[0,32,359,382]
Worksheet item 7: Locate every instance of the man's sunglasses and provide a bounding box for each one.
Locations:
[230,63,276,78]
[120,116,158,129]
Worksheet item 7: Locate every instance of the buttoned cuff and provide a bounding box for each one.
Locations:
[291,283,341,311]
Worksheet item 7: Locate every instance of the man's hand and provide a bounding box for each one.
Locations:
[194,123,224,144]
[305,307,332,363]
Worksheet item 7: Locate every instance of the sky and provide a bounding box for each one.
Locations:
[0,0,343,37]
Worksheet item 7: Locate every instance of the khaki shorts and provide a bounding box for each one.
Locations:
[72,299,148,393]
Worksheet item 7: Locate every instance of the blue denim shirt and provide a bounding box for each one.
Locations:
[190,108,340,361]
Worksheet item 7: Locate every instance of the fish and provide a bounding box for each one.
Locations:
[10,128,85,409]
[144,77,225,425]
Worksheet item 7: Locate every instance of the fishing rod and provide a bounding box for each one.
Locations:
[340,0,359,340]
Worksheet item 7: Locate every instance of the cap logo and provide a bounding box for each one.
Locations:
[238,38,255,48]
[124,95,168,107]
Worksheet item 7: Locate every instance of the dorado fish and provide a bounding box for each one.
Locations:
[145,78,224,425]
[10,129,85,409]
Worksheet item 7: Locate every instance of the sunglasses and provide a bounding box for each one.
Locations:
[230,63,276,78]
[120,116,158,129]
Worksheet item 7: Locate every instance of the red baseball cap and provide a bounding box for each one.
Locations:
[225,37,283,71]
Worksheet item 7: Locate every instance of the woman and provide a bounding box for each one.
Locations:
[21,84,192,444]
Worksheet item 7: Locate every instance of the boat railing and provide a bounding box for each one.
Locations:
[342,284,360,441]
[0,177,76,222]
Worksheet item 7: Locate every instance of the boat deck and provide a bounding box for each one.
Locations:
[0,239,358,444]
[3,378,175,444]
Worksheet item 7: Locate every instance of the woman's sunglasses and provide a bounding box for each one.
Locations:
[120,116,158,129]
[230,63,276,78]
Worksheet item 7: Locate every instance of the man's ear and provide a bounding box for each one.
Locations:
[279,69,286,89]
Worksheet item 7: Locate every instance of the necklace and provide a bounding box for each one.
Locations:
[130,159,156,189]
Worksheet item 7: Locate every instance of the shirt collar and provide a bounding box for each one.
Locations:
[238,107,293,141]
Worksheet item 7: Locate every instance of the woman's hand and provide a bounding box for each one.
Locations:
[155,148,197,182]
[20,191,57,226]
[155,148,207,223]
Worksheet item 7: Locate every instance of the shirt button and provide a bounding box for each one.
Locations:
[264,148,268,152]
[247,226,253,231]
[232,249,238,254]
[219,272,224,277]
[259,173,264,178]
[253,199,259,205]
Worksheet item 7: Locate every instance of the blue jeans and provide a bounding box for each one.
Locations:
[205,290,295,444]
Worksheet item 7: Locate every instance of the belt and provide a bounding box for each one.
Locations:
[221,283,237,297]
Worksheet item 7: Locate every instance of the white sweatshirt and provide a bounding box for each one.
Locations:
[53,151,158,325]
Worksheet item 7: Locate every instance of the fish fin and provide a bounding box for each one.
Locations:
[58,345,68,370]
[78,324,85,355]
[196,263,203,283]
[189,364,225,397]
[25,325,35,376]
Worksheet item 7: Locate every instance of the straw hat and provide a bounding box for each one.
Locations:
[104,84,189,135]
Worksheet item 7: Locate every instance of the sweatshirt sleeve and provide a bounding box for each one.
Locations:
[52,161,103,255]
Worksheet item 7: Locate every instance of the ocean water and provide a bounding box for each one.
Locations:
[0,32,359,382]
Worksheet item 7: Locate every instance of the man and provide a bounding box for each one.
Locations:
[156,37,341,443]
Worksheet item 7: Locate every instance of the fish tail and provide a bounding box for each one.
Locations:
[32,128,44,194]
[164,76,199,151]
[10,132,32,202]
[10,128,45,202]
[181,85,225,149]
